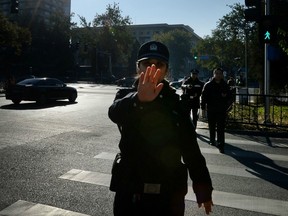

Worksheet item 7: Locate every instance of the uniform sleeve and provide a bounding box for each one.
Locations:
[179,116,213,203]
[108,88,158,125]
[108,88,139,125]
[201,83,208,110]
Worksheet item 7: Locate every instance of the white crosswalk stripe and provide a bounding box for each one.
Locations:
[94,151,288,181]
[0,200,89,216]
[59,147,288,216]
[2,137,287,216]
[95,148,288,162]
[58,167,288,216]
[226,138,284,147]
[200,147,288,162]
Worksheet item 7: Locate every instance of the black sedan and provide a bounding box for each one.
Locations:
[5,78,77,105]
[115,77,136,87]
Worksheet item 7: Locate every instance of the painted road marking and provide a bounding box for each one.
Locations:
[59,169,288,216]
[200,147,288,162]
[225,138,287,148]
[93,152,288,182]
[59,169,110,187]
[198,137,287,148]
[188,188,288,216]
[95,148,288,162]
[0,200,89,216]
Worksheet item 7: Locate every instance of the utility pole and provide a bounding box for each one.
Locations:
[244,0,272,124]
[264,0,271,123]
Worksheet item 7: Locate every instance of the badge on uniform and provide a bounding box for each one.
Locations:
[144,183,161,194]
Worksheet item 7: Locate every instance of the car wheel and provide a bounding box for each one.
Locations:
[68,92,77,103]
[37,94,46,105]
[12,99,21,104]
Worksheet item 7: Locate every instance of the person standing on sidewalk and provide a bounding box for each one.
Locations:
[108,41,213,216]
[201,68,231,153]
[181,69,204,128]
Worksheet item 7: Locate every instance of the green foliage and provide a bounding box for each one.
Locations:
[153,29,194,78]
[195,3,259,74]
[228,102,288,128]
[0,13,31,55]
[92,3,133,65]
[271,0,288,55]
[194,2,288,90]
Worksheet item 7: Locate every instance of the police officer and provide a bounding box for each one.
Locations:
[181,69,204,128]
[108,41,213,216]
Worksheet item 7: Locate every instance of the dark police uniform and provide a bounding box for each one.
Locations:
[109,79,213,216]
[181,75,204,128]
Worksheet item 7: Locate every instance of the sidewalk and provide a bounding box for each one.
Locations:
[197,119,288,139]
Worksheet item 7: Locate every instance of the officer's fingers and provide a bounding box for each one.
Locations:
[204,201,213,215]
[154,83,164,95]
[138,72,145,86]
[143,66,151,84]
[149,64,156,83]
[153,68,162,84]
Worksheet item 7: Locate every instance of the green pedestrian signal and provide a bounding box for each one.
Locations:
[193,52,198,60]
[264,31,271,41]
[259,15,277,44]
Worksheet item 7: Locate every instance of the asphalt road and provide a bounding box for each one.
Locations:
[0,83,287,216]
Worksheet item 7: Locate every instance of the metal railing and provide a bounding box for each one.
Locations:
[227,92,288,129]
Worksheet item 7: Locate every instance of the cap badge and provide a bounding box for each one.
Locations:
[149,44,158,51]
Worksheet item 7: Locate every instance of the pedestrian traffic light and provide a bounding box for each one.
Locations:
[193,52,198,60]
[244,0,261,22]
[259,15,278,44]
[10,0,19,14]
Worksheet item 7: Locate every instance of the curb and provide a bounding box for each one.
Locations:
[197,120,288,138]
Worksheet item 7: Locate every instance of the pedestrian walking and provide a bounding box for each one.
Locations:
[181,69,204,128]
[201,68,232,153]
[108,41,213,216]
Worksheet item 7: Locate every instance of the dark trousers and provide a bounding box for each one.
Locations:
[113,191,185,216]
[207,111,226,147]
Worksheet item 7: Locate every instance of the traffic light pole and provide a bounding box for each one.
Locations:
[264,0,271,124]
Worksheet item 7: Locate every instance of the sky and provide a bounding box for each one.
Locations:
[71,0,243,38]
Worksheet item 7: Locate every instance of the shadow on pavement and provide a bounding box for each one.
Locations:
[225,144,288,190]
[196,127,288,190]
[1,101,77,110]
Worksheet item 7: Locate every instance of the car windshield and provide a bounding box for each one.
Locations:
[18,79,41,85]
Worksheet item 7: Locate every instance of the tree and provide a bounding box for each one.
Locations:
[92,3,133,71]
[196,2,288,91]
[0,13,31,78]
[0,13,31,56]
[153,29,195,79]
[196,3,262,85]
[270,0,288,56]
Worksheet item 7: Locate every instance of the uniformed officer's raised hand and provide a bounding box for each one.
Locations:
[137,64,163,102]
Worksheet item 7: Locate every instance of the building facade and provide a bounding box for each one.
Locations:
[129,23,202,47]
[71,23,203,80]
[0,0,71,23]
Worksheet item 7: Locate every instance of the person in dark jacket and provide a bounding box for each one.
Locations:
[201,68,231,153]
[108,41,213,216]
[181,69,204,128]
